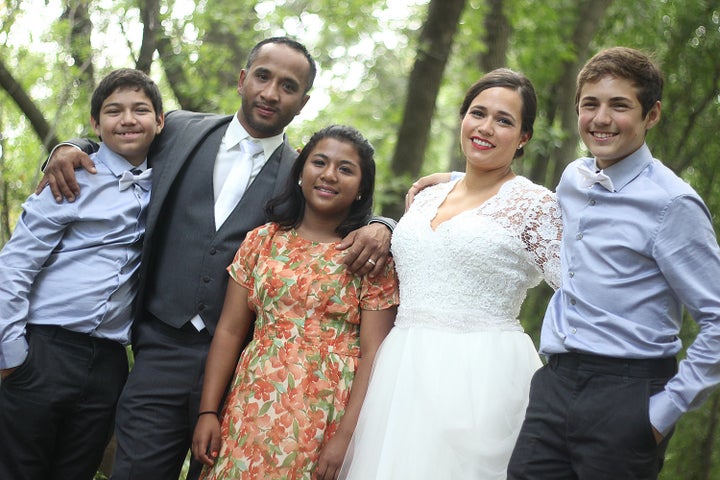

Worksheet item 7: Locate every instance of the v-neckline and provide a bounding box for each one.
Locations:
[428,177,515,232]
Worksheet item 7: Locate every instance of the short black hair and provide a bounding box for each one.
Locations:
[246,37,317,94]
[90,68,163,122]
[265,125,375,237]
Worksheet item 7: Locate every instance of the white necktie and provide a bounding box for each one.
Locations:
[214,138,264,228]
[577,164,615,192]
[118,168,153,191]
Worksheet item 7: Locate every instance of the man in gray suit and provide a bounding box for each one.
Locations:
[42,37,392,480]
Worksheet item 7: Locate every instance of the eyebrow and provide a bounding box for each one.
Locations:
[580,95,634,103]
[254,67,301,87]
[474,104,518,121]
[311,153,359,168]
[102,101,152,109]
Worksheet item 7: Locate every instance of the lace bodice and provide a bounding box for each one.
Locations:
[391,176,562,332]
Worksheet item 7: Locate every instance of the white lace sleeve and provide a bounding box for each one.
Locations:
[522,190,562,290]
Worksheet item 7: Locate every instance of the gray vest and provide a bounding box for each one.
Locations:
[144,126,288,334]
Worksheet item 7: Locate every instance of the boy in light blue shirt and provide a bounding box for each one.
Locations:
[508,47,720,479]
[0,68,164,480]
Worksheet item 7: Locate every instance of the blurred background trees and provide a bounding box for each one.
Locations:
[2,0,720,478]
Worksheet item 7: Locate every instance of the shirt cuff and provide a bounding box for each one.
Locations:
[368,216,396,232]
[648,390,683,436]
[0,336,29,370]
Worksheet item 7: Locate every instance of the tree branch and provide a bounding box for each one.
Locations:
[0,58,59,151]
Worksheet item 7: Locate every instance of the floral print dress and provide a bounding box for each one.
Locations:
[200,222,398,480]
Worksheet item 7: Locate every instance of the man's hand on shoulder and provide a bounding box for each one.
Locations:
[405,172,452,210]
[37,144,96,202]
[337,223,392,277]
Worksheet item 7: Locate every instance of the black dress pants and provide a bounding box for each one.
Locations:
[507,352,676,480]
[0,324,128,480]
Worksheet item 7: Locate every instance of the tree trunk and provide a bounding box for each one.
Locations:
[62,0,94,85]
[532,0,613,187]
[450,0,512,173]
[156,34,209,112]
[136,0,161,73]
[479,0,511,73]
[383,0,466,219]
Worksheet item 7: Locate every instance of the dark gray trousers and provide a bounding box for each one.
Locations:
[0,324,128,480]
[508,352,676,480]
[110,318,211,480]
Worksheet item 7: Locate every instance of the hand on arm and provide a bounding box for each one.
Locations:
[405,172,452,210]
[313,307,397,480]
[337,223,392,278]
[0,367,17,381]
[37,145,97,202]
[191,280,255,467]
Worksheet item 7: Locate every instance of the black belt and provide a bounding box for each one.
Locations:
[27,324,123,349]
[548,352,677,378]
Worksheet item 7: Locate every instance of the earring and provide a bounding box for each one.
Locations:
[517,143,524,150]
[356,194,362,201]
[298,179,302,186]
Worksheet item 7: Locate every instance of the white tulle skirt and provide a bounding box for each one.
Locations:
[340,325,542,480]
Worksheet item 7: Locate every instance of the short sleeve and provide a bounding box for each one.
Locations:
[227,223,275,290]
[359,256,399,311]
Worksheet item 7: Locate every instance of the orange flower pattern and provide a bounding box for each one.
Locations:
[200,223,398,480]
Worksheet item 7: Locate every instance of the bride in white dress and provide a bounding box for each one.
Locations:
[340,69,562,480]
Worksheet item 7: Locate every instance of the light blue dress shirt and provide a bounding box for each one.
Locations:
[0,144,151,369]
[541,143,720,435]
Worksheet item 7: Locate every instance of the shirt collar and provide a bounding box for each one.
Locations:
[588,143,654,192]
[95,143,149,176]
[223,114,285,159]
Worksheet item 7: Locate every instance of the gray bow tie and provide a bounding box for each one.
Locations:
[118,168,153,191]
[577,164,615,192]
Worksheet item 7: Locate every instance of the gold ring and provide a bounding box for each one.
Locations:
[367,258,376,266]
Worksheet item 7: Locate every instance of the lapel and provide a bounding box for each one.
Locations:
[145,112,233,236]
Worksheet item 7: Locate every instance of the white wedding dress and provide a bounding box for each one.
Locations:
[341,176,562,480]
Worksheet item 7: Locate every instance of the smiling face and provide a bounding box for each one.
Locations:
[577,75,661,169]
[237,42,311,138]
[300,138,363,224]
[460,86,529,174]
[90,86,164,166]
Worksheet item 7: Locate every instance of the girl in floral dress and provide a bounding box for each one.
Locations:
[191,125,399,480]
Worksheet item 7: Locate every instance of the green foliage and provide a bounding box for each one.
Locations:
[3,1,720,477]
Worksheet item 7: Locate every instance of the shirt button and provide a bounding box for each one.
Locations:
[589,199,596,206]
[209,247,217,255]
[576,233,583,240]
[570,299,576,305]
[568,271,574,278]
[571,328,577,334]
[198,303,206,312]
[202,276,211,283]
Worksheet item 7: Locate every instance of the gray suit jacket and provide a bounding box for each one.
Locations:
[140,110,297,334]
